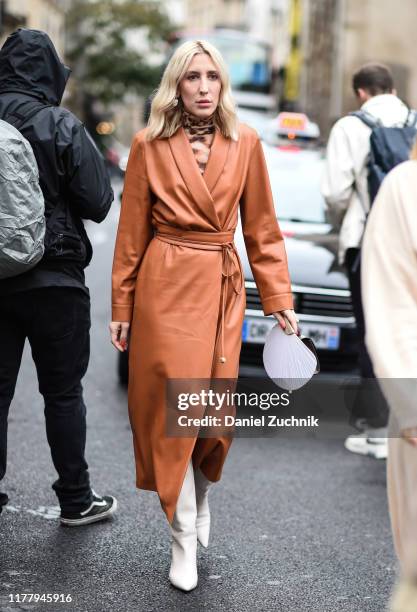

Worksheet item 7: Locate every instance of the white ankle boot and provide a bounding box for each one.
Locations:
[169,460,198,591]
[194,467,212,548]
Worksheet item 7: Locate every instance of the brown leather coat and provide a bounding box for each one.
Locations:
[112,122,293,523]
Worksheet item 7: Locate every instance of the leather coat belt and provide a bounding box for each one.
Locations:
[154,224,243,364]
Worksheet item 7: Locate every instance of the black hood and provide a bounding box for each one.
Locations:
[0,28,70,105]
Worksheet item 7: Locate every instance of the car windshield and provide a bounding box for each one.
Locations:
[264,146,327,224]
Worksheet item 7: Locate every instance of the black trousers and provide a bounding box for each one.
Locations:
[0,287,93,512]
[345,248,389,428]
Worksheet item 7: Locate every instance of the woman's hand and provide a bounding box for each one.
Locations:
[272,309,299,336]
[401,427,417,447]
[109,321,130,352]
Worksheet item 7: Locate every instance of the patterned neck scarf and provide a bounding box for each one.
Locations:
[182,110,216,174]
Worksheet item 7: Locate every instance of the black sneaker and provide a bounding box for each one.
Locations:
[0,492,8,514]
[60,491,117,527]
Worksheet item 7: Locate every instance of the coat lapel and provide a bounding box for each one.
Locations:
[168,126,230,229]
[203,128,230,195]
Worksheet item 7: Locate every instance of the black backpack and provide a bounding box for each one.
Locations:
[350,108,417,204]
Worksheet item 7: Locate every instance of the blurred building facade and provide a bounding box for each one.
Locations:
[0,1,25,41]
[183,0,417,137]
[184,0,291,73]
[299,0,417,137]
[0,0,65,54]
[185,0,246,32]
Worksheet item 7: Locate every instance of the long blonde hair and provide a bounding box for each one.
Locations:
[146,40,239,141]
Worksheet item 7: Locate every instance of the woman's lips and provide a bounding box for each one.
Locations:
[196,101,211,106]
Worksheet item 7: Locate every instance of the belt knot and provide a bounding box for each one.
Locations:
[221,243,243,295]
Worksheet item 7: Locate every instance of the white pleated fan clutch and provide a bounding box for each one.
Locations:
[263,320,319,391]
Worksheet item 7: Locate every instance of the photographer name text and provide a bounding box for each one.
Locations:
[176,415,319,428]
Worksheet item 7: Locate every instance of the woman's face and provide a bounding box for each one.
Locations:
[178,52,221,118]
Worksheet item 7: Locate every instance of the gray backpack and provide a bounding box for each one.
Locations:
[0,118,45,279]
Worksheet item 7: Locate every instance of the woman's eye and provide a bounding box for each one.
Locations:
[186,74,218,81]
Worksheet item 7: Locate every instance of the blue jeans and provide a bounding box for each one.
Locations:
[0,287,93,512]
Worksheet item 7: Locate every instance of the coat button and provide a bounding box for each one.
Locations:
[219,356,226,363]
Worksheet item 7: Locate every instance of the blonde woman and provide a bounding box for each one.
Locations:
[362,139,417,612]
[110,40,296,591]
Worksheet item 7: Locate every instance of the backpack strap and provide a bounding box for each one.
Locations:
[349,110,383,129]
[404,109,417,128]
[4,102,51,130]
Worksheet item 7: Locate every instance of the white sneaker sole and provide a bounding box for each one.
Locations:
[60,497,118,527]
[344,439,387,460]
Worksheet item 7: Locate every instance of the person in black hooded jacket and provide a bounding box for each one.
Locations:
[0,29,117,525]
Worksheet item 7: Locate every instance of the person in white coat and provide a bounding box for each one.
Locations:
[361,141,417,612]
[321,63,410,458]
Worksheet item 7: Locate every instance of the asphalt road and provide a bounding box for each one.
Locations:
[0,178,397,612]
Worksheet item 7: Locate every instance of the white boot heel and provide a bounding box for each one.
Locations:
[169,460,198,591]
[195,468,212,548]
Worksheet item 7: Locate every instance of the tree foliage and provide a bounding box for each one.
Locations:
[66,0,175,104]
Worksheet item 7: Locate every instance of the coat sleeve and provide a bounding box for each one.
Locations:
[362,162,417,430]
[61,116,114,223]
[321,119,356,228]
[111,133,154,322]
[240,135,293,315]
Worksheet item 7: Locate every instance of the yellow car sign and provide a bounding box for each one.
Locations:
[278,112,308,133]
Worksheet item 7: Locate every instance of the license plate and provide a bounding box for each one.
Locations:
[298,323,340,350]
[242,318,340,350]
[242,317,276,344]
